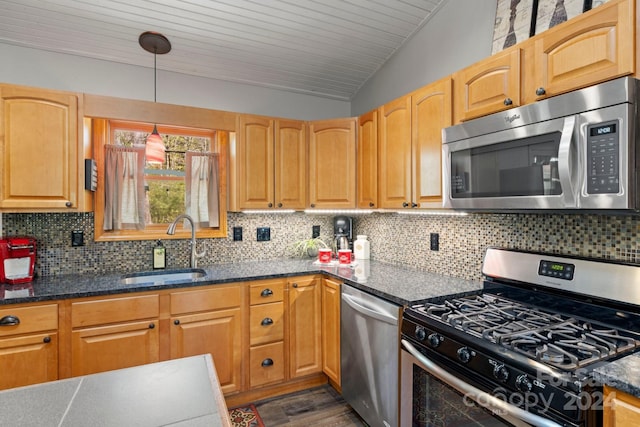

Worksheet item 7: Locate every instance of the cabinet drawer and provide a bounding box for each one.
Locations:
[249,281,285,305]
[0,304,57,337]
[72,295,159,328]
[250,302,284,346]
[170,285,241,315]
[250,341,285,388]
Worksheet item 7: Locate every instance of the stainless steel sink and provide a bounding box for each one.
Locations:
[120,268,207,286]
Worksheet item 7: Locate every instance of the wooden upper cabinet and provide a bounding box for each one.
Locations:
[274,119,307,209]
[357,109,378,209]
[524,0,634,104]
[235,115,274,209]
[453,48,521,123]
[233,115,306,210]
[0,84,87,211]
[378,96,412,209]
[378,76,452,209]
[411,77,452,208]
[308,118,356,209]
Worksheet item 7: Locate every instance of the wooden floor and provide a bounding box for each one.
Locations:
[254,384,368,426]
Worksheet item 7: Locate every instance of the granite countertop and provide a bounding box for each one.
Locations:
[593,353,640,398]
[0,258,483,306]
[0,354,230,427]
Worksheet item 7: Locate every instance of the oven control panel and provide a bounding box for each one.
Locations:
[538,260,575,280]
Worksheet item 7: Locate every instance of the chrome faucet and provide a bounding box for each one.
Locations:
[167,214,206,268]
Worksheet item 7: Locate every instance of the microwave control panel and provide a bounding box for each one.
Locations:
[586,121,620,194]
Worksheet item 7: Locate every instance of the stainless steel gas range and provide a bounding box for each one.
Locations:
[401,248,640,427]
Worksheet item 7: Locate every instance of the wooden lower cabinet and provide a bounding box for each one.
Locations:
[321,278,341,387]
[0,303,58,390]
[288,276,322,378]
[170,285,243,394]
[70,294,160,376]
[604,386,640,426]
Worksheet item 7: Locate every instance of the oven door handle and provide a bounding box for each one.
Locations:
[401,339,562,427]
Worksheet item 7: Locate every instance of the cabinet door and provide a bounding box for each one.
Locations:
[0,85,81,210]
[170,308,242,394]
[321,278,341,387]
[308,118,356,209]
[527,0,634,104]
[275,119,307,209]
[378,96,412,209]
[236,114,274,209]
[0,333,58,390]
[357,109,378,209]
[604,386,640,426]
[288,276,322,378]
[453,48,521,122]
[411,77,452,208]
[71,320,159,376]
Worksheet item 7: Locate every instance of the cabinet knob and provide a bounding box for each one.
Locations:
[261,317,274,326]
[0,315,20,326]
[148,323,155,329]
[174,319,180,325]
[292,283,298,288]
[503,98,513,106]
[369,202,374,207]
[536,87,546,96]
[65,202,73,208]
[412,203,418,208]
[277,203,283,208]
[261,288,273,297]
[261,358,274,367]
[402,202,409,208]
[310,204,315,208]
[43,336,51,344]
[268,203,273,208]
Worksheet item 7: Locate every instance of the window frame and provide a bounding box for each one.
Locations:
[92,118,228,242]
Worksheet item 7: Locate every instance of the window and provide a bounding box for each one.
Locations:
[93,119,227,241]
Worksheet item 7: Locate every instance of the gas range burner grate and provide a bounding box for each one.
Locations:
[416,294,639,370]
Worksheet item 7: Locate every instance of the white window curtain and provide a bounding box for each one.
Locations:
[185,151,220,228]
[103,144,146,230]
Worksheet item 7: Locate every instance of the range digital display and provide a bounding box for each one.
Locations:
[539,260,575,280]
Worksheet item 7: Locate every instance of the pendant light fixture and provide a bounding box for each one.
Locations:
[139,31,171,164]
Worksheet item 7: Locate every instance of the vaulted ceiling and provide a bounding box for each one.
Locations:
[0,0,446,100]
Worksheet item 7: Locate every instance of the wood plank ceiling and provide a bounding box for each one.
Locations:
[0,0,446,101]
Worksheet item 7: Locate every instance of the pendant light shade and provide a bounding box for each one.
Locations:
[139,31,171,164]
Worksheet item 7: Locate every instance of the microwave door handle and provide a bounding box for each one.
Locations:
[557,115,578,206]
[401,340,562,427]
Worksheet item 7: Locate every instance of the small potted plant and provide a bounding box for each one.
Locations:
[292,236,329,258]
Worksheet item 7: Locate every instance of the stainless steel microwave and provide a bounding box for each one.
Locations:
[442,77,640,212]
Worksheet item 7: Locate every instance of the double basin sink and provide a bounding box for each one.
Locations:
[120,268,207,286]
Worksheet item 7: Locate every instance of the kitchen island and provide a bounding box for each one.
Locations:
[0,354,230,426]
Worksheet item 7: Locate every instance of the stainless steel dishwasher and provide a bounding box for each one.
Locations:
[341,283,401,427]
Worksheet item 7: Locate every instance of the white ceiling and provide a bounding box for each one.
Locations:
[0,0,446,101]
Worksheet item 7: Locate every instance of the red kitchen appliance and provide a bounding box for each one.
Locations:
[0,237,36,284]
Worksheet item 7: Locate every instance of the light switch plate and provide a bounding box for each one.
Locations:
[257,227,271,241]
[72,230,84,247]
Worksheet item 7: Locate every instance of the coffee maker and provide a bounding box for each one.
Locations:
[332,215,353,253]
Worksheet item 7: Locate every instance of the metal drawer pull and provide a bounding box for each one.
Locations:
[261,288,273,297]
[261,358,274,367]
[0,315,20,326]
[261,317,274,326]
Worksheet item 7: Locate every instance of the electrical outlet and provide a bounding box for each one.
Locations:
[430,233,439,251]
[312,225,320,238]
[233,226,243,241]
[257,227,271,241]
[71,230,84,247]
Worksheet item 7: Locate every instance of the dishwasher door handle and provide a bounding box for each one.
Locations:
[342,293,397,325]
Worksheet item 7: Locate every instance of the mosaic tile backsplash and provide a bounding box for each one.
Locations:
[3,211,639,281]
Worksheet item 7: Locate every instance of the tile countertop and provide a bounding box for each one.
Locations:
[0,354,231,427]
[593,353,640,399]
[0,259,483,306]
